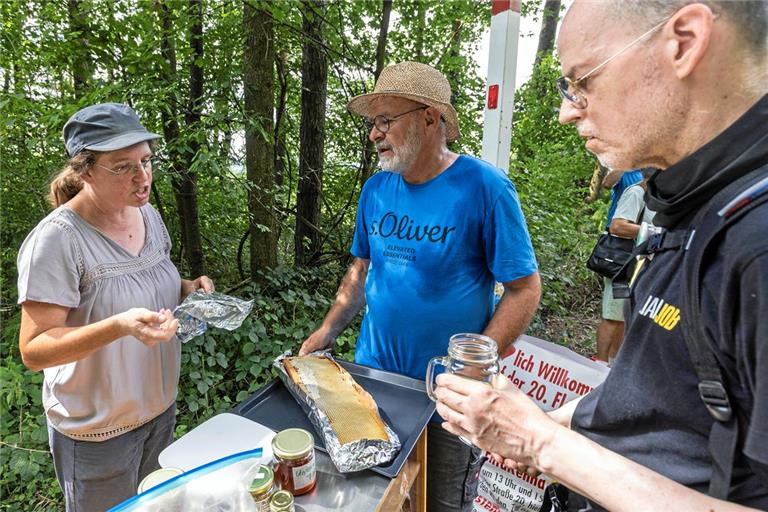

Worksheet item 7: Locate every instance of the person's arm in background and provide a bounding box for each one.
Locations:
[609,184,646,239]
[609,218,641,238]
[299,257,369,355]
[484,273,541,355]
[435,374,760,512]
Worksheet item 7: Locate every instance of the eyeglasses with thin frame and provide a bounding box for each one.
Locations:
[556,16,671,110]
[364,106,428,134]
[95,157,154,177]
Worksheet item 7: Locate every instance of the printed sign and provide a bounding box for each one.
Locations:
[471,335,609,512]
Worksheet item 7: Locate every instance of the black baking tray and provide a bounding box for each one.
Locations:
[233,359,435,478]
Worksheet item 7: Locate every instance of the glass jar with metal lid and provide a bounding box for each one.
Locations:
[269,490,295,512]
[271,428,317,495]
[249,464,277,511]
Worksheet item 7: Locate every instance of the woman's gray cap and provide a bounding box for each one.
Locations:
[63,103,162,157]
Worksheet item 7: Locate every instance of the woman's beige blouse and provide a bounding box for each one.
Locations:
[17,204,182,441]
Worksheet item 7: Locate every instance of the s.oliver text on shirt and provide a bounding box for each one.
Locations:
[368,211,457,244]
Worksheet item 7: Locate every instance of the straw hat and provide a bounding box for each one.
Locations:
[347,61,461,143]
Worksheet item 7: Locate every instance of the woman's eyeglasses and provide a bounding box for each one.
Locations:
[95,157,154,176]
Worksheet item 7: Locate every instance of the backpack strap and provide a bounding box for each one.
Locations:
[680,170,768,499]
[610,229,691,299]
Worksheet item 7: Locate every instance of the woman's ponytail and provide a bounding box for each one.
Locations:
[47,151,94,208]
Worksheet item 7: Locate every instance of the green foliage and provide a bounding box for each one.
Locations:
[174,265,354,430]
[0,1,603,508]
[510,54,603,341]
[0,319,62,510]
[0,265,350,510]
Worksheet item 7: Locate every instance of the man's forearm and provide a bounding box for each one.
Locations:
[539,426,756,512]
[484,272,541,354]
[320,258,368,338]
[547,394,585,429]
[609,218,641,238]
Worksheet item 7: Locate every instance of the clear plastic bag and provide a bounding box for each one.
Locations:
[174,291,254,343]
[108,448,263,512]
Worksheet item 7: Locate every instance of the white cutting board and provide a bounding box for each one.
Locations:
[159,413,275,471]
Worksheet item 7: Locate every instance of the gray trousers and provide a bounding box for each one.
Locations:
[48,404,176,512]
[427,422,483,512]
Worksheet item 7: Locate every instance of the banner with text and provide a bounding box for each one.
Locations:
[471,335,609,512]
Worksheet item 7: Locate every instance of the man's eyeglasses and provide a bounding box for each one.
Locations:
[364,106,428,134]
[95,157,154,177]
[556,16,671,109]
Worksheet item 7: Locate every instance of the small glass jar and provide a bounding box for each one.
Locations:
[271,428,317,496]
[269,490,295,512]
[137,467,184,512]
[249,465,276,512]
[137,467,184,494]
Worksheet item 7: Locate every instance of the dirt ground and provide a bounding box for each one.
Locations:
[528,293,602,359]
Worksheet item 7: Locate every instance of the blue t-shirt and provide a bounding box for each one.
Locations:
[350,155,538,381]
[605,170,643,229]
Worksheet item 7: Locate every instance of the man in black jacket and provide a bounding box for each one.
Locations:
[433,1,767,510]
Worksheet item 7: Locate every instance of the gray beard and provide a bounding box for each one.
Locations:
[378,124,422,173]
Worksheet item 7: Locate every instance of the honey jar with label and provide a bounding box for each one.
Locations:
[271,428,317,495]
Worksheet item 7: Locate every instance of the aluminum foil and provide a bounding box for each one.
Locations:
[274,351,401,473]
[174,291,254,343]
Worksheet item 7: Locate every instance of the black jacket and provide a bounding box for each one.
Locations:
[573,94,768,507]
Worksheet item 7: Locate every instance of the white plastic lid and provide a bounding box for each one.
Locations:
[137,467,184,494]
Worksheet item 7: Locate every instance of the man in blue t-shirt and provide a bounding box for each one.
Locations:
[300,61,541,512]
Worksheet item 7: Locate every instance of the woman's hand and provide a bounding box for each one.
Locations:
[117,308,179,347]
[181,275,215,300]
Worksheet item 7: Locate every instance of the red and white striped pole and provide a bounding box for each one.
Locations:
[481,0,521,172]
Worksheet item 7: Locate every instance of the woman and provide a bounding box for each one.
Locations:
[16,103,213,511]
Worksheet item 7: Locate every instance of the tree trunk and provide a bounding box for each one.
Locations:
[155,0,186,265]
[294,0,328,267]
[374,0,392,79]
[360,0,392,185]
[67,0,93,97]
[244,0,278,275]
[586,163,608,203]
[414,0,426,62]
[274,50,289,188]
[179,0,206,277]
[447,17,463,106]
[535,0,561,65]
